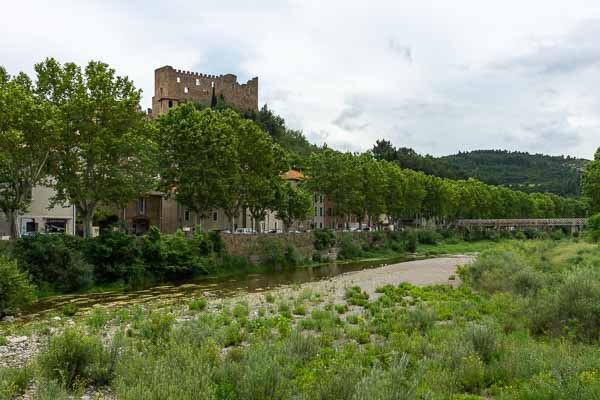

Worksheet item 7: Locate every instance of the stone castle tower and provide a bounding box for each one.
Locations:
[151,66,258,116]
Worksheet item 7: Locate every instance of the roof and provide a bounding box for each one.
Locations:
[280,170,305,181]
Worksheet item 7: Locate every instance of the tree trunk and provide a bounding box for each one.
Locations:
[82,207,95,238]
[6,211,18,239]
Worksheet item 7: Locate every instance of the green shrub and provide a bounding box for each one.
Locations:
[265,293,275,303]
[37,328,113,389]
[32,378,69,400]
[61,303,77,317]
[415,228,441,245]
[285,330,320,361]
[189,296,208,311]
[85,230,142,283]
[345,286,369,307]
[313,228,336,251]
[407,304,437,333]
[260,238,299,269]
[293,304,307,315]
[0,256,35,316]
[138,312,175,344]
[223,344,286,400]
[463,322,501,363]
[351,355,418,400]
[0,367,31,399]
[14,234,93,292]
[233,302,250,319]
[115,341,217,400]
[335,304,349,314]
[404,230,418,253]
[585,213,600,242]
[338,234,364,260]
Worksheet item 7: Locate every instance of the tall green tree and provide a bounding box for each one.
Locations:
[583,148,600,214]
[0,67,58,238]
[35,59,156,237]
[273,182,313,232]
[156,104,238,227]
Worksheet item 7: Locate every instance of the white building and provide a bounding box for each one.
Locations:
[0,185,76,238]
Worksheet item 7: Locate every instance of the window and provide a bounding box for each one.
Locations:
[176,76,181,83]
[319,195,323,203]
[314,194,317,203]
[184,87,189,93]
[138,198,145,214]
[196,78,200,86]
[320,207,323,217]
[184,209,190,222]
[168,100,173,108]
[213,211,218,222]
[160,87,163,96]
[328,208,332,216]
[319,222,323,229]
[314,207,317,217]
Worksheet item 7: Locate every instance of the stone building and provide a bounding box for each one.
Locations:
[151,66,258,117]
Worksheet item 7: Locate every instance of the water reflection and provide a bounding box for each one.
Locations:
[23,256,412,318]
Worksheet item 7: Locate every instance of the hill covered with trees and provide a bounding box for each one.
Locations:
[371,140,588,197]
[441,150,588,197]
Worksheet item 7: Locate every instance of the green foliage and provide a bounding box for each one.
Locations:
[14,234,93,292]
[274,182,313,231]
[0,255,34,316]
[313,228,336,251]
[0,367,31,400]
[338,234,365,260]
[61,303,77,317]
[37,328,114,389]
[35,58,156,238]
[443,149,586,196]
[85,230,142,283]
[345,286,369,307]
[259,238,302,269]
[586,213,600,242]
[189,296,208,311]
[0,68,57,238]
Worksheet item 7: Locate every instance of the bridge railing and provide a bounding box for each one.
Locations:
[455,218,587,228]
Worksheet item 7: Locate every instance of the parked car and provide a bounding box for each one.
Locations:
[268,229,282,234]
[234,228,256,235]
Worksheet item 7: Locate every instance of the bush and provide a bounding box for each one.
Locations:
[0,367,31,399]
[85,230,142,283]
[313,228,336,251]
[338,234,364,260]
[416,228,441,245]
[260,238,302,269]
[61,303,77,317]
[0,256,35,316]
[189,296,208,311]
[585,213,600,242]
[404,230,418,253]
[463,322,501,363]
[37,328,113,389]
[14,234,93,292]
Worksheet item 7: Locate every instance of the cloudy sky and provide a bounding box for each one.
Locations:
[3,1,600,159]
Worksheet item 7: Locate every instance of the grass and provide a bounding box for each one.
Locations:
[6,239,600,399]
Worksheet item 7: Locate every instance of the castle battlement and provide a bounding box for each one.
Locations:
[151,66,258,116]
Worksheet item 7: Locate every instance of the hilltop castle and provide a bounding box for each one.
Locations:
[151,66,258,116]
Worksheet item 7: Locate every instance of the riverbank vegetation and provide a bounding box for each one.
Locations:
[3,239,600,399]
[1,223,581,318]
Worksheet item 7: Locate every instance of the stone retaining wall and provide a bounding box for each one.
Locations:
[221,231,376,263]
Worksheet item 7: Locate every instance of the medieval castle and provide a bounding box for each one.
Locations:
[151,65,258,116]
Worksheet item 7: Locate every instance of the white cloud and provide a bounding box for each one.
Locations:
[3,0,600,158]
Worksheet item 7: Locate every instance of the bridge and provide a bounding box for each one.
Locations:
[455,218,587,230]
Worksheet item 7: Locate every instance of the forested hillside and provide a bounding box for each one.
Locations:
[441,150,588,197]
[371,141,587,197]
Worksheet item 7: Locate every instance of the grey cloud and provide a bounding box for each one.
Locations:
[388,38,412,63]
[494,20,600,75]
[333,102,369,132]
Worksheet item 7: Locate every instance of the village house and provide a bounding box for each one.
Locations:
[0,185,76,238]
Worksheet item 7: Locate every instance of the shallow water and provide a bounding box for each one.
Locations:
[21,256,414,319]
